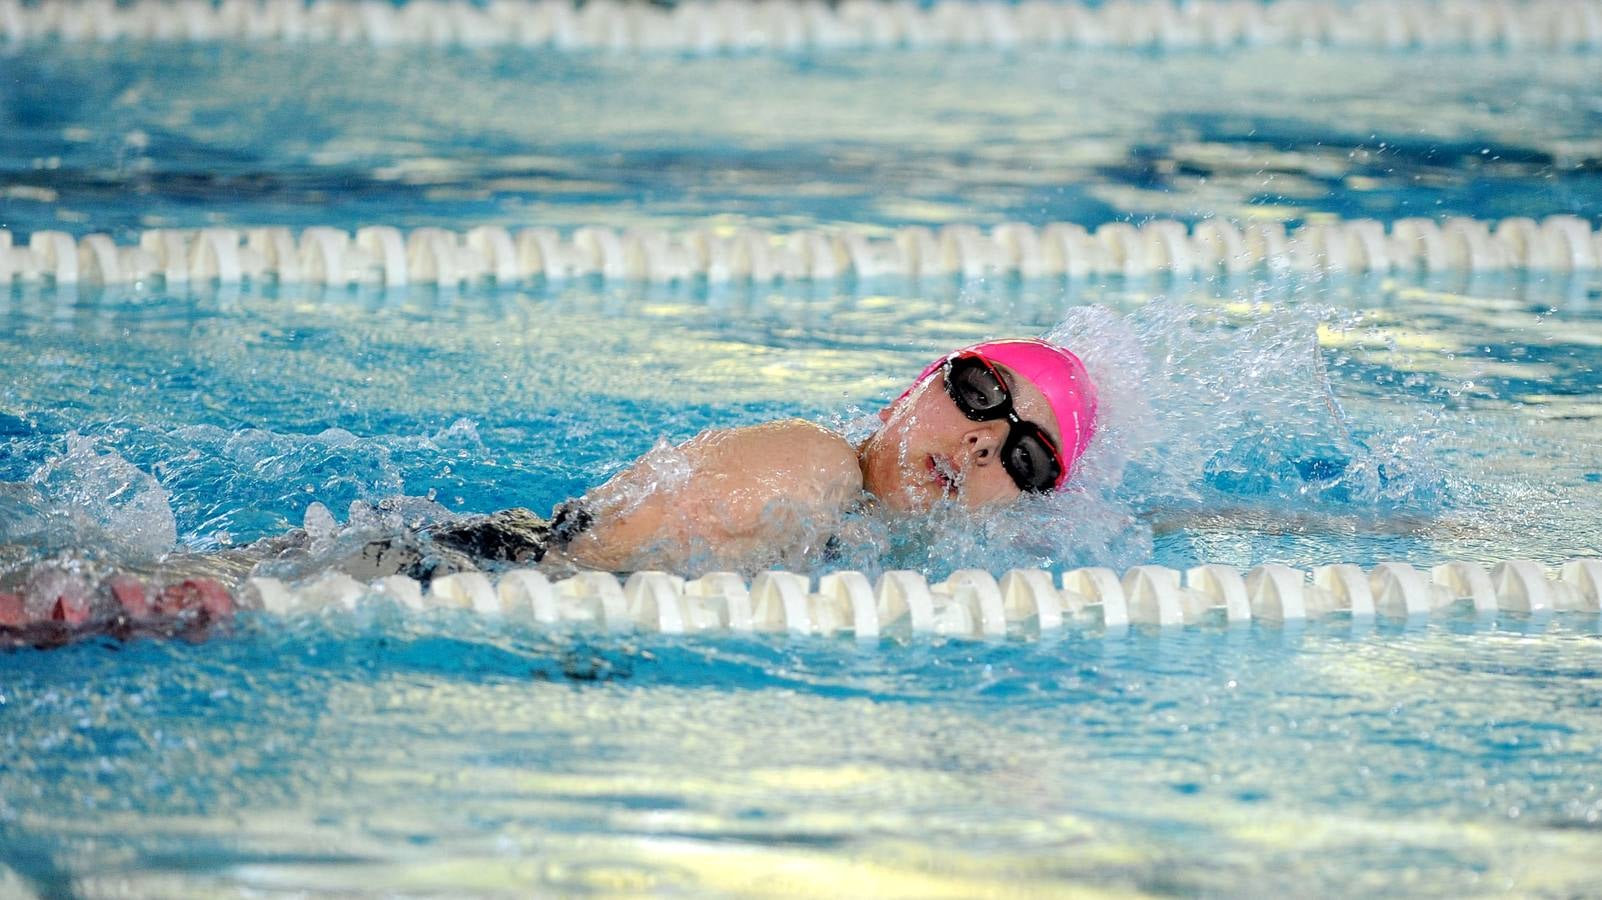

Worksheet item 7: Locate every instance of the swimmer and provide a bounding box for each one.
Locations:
[399,336,1097,576]
[1,338,1097,642]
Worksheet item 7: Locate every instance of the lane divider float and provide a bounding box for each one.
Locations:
[243,558,1602,639]
[9,559,1598,645]
[3,215,1599,288]
[4,0,1601,52]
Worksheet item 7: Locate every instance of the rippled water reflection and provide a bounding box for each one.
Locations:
[3,46,1600,234]
[2,270,1600,891]
[5,611,1602,895]
[5,32,1602,898]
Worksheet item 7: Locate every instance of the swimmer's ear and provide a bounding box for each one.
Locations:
[877,404,893,423]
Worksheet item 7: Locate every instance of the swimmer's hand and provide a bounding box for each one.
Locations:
[554,420,863,572]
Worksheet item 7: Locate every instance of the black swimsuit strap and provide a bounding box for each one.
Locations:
[428,507,550,564]
[428,500,594,566]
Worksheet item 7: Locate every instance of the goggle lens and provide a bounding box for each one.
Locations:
[947,358,1010,419]
[1004,426,1061,494]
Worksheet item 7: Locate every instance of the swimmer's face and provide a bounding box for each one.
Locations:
[859,363,1063,513]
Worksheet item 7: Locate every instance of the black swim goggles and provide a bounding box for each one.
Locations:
[941,352,1066,494]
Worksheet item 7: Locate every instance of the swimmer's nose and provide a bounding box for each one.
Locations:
[960,424,1007,471]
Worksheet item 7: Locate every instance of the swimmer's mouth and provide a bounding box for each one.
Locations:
[928,455,960,496]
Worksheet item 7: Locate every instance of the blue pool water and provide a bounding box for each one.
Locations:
[4,34,1602,896]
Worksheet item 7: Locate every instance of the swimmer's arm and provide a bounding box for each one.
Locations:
[554,420,862,571]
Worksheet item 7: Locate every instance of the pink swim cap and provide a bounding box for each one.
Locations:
[897,338,1098,489]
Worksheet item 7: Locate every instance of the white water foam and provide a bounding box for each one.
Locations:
[21,433,179,562]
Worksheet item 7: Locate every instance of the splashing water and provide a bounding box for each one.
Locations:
[1067,300,1447,508]
[9,433,178,563]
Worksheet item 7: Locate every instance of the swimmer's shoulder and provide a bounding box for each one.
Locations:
[696,419,863,496]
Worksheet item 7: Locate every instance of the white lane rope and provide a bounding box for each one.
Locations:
[3,0,1601,52]
[3,215,1599,286]
[244,557,1602,638]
